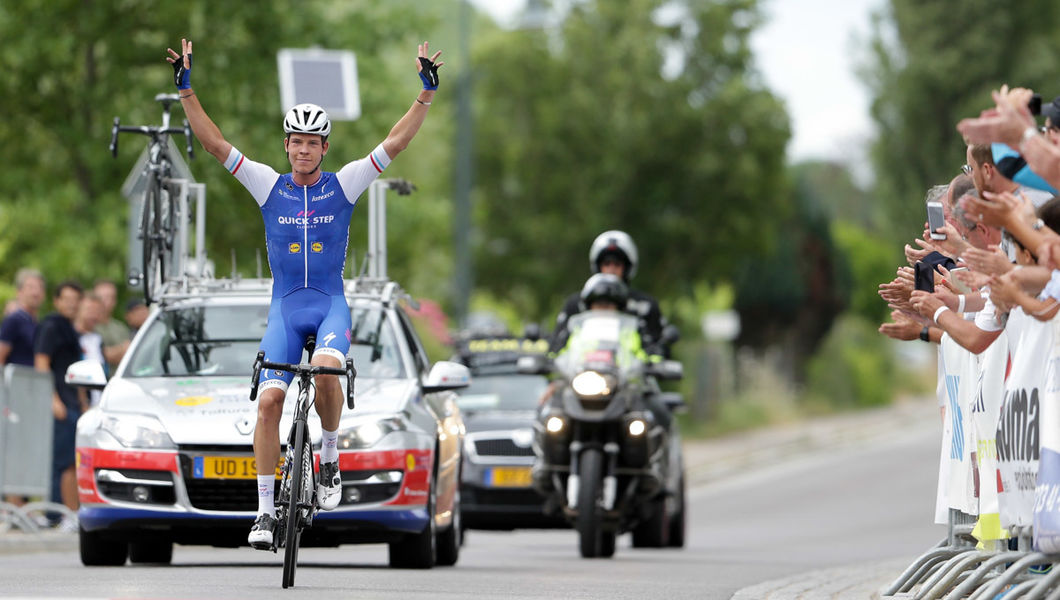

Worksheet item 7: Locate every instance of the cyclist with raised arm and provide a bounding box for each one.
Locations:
[165,37,443,549]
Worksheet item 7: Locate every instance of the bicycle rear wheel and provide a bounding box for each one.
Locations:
[281,419,310,588]
[140,181,166,304]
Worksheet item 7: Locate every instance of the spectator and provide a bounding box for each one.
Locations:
[92,279,130,373]
[34,280,84,529]
[124,297,149,337]
[0,268,46,367]
[0,268,45,506]
[75,294,106,407]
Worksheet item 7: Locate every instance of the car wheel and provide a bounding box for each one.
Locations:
[388,466,437,569]
[79,526,128,566]
[128,540,173,564]
[668,474,686,548]
[435,480,461,566]
[631,494,669,548]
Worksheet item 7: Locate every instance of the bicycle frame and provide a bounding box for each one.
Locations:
[249,339,356,588]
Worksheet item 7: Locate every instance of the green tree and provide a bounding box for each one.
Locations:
[862,0,1060,243]
[0,0,443,304]
[469,0,791,322]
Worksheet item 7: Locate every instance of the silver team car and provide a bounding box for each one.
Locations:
[69,278,469,568]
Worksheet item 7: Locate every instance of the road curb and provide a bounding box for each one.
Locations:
[0,529,77,555]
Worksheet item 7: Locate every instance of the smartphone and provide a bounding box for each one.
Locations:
[927,201,946,240]
[947,267,974,294]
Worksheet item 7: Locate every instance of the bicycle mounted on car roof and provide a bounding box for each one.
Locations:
[110,93,196,305]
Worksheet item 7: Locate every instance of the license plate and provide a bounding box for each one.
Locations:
[193,456,283,480]
[487,466,532,488]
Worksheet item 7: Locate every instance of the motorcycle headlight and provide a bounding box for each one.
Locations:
[101,414,176,449]
[571,370,616,399]
[338,417,406,449]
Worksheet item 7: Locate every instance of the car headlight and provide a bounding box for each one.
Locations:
[338,417,406,449]
[101,414,176,449]
[571,371,616,398]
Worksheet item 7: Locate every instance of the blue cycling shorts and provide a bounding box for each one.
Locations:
[258,287,351,393]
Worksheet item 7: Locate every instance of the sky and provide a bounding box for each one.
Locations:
[468,0,886,171]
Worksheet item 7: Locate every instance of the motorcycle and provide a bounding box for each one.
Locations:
[525,310,685,558]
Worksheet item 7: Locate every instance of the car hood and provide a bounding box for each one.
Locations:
[462,410,537,434]
[99,376,416,445]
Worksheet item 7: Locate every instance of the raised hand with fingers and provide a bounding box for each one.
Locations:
[962,245,1012,277]
[417,41,443,90]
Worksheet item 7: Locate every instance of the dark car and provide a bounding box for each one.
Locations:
[454,336,566,530]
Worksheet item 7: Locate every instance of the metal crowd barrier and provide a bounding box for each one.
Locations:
[882,514,1060,599]
[0,365,77,532]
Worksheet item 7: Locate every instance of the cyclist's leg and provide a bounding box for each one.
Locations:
[312,293,352,431]
[249,299,300,548]
[312,293,352,511]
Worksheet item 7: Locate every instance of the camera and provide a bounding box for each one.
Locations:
[1029,93,1043,116]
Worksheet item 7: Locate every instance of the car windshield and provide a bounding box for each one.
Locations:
[124,304,406,378]
[456,374,548,412]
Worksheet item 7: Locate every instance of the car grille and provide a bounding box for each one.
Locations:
[474,438,534,457]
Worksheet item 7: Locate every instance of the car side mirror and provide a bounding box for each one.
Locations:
[658,391,686,413]
[517,354,552,375]
[646,359,683,381]
[65,359,107,390]
[423,361,472,393]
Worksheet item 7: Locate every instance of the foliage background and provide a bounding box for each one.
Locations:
[2,0,1042,430]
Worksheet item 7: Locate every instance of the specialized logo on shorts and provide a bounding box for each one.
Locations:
[322,332,337,346]
[311,242,323,253]
[289,242,301,254]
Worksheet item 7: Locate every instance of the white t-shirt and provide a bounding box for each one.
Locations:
[80,331,104,406]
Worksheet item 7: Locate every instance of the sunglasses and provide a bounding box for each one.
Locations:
[960,164,972,176]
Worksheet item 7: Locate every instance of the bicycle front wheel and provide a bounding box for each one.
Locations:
[281,420,309,588]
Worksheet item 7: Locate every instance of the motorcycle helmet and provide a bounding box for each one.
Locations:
[589,230,638,281]
[579,273,629,311]
[283,103,332,138]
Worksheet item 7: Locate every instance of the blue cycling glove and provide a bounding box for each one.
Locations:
[172,54,192,90]
[418,57,439,90]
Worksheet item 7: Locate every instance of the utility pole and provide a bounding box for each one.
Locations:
[452,0,474,328]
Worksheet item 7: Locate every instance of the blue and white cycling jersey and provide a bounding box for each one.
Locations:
[225,144,390,390]
[224,144,391,298]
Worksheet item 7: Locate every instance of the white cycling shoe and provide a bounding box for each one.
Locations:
[317,461,342,510]
[248,513,276,550]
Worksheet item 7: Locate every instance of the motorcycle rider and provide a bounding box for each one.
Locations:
[552,273,673,430]
[549,231,669,356]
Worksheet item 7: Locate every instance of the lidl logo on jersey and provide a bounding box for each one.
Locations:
[311,242,323,253]
[289,242,301,254]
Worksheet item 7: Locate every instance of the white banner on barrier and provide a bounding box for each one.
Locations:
[939,333,978,516]
[972,327,1008,543]
[1034,315,1060,552]
[998,308,1047,529]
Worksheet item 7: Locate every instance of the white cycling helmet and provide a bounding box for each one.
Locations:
[589,230,638,280]
[283,103,332,137]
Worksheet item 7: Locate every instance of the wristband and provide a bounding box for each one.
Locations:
[172,54,192,90]
[1020,126,1039,152]
[933,305,951,324]
[919,326,931,342]
[415,98,431,106]
[957,295,966,313]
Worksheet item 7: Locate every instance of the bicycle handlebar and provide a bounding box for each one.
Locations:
[250,351,357,410]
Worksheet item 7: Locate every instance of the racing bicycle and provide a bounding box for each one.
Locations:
[110,93,195,304]
[250,336,356,588]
